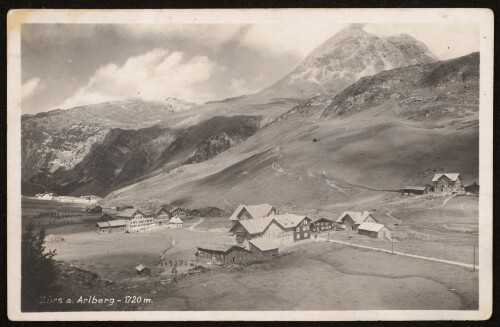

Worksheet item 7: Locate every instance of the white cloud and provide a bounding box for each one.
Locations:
[238,23,348,58]
[59,48,217,108]
[22,77,41,100]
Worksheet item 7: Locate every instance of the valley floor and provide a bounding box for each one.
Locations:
[22,193,479,311]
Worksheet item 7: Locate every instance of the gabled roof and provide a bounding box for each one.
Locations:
[229,204,275,221]
[196,242,248,253]
[271,214,310,228]
[108,219,127,227]
[135,264,150,271]
[230,216,274,234]
[249,239,279,252]
[336,211,373,223]
[97,222,111,228]
[169,216,183,224]
[403,186,428,191]
[116,208,142,218]
[155,207,170,215]
[432,173,460,182]
[357,222,387,233]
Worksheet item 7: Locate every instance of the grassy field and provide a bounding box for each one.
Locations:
[24,193,479,311]
[44,219,233,282]
[147,241,478,310]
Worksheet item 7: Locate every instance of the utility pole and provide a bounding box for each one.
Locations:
[473,242,476,272]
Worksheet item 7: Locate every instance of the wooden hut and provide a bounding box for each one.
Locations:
[357,222,391,240]
[196,243,252,264]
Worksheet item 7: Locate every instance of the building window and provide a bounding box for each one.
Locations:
[296,227,300,232]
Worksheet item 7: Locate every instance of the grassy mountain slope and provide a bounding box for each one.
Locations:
[105,53,479,211]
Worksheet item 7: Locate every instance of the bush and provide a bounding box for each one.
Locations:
[21,223,58,311]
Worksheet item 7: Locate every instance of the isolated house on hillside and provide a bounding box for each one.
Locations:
[402,186,430,195]
[336,211,378,231]
[116,209,156,232]
[357,222,391,240]
[310,217,335,232]
[432,173,464,193]
[229,204,277,226]
[196,243,252,264]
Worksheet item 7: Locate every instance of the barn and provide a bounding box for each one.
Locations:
[196,243,253,264]
[229,204,276,226]
[135,264,151,277]
[357,222,391,240]
[248,239,279,259]
[402,186,429,195]
[310,217,335,232]
[336,211,378,231]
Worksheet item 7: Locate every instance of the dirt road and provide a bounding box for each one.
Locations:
[318,237,479,270]
[188,218,205,231]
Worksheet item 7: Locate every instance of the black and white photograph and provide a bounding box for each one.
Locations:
[7,9,493,321]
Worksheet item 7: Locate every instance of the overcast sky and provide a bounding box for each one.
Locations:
[21,23,479,115]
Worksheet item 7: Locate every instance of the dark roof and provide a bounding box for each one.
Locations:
[197,242,248,253]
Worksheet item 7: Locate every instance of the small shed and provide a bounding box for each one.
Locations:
[196,242,252,264]
[402,186,429,195]
[98,213,117,222]
[169,216,184,228]
[248,239,279,259]
[357,222,391,240]
[135,264,151,277]
[87,205,103,214]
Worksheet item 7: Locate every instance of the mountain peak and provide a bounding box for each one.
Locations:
[259,27,437,99]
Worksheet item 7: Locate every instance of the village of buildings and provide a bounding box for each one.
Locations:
[30,172,474,277]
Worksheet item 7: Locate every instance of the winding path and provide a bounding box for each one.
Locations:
[188,217,205,231]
